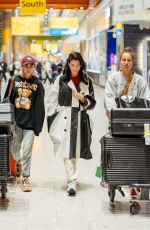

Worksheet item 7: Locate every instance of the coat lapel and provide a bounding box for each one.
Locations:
[67,80,77,92]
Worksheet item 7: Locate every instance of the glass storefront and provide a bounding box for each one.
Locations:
[99,31,107,86]
[87,33,100,73]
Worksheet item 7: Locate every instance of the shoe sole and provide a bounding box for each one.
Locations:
[67,188,76,196]
[22,187,32,192]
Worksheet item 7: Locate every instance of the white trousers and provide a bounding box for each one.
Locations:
[63,158,78,182]
[11,126,34,178]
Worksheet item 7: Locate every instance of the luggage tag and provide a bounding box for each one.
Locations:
[144,124,150,145]
[95,163,103,178]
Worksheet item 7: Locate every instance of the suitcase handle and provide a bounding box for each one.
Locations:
[106,150,113,168]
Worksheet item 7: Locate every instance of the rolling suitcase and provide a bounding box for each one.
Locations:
[0,77,15,130]
[101,134,150,186]
[110,108,150,136]
[101,96,150,214]
[100,134,150,214]
[0,78,15,198]
[0,103,15,134]
[0,134,11,198]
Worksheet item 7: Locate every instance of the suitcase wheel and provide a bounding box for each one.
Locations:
[108,188,116,203]
[1,184,7,199]
[130,202,140,215]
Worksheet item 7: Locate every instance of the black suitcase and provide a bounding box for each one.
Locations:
[0,135,10,179]
[100,135,150,214]
[101,134,150,186]
[110,108,150,136]
[0,81,15,198]
[0,134,11,198]
[0,103,15,134]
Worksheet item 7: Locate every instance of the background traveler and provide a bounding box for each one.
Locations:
[51,61,58,83]
[42,59,52,84]
[0,59,7,82]
[13,60,20,77]
[56,65,63,79]
[36,61,43,81]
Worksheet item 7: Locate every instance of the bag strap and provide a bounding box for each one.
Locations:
[121,73,133,96]
[8,77,15,97]
[0,76,2,103]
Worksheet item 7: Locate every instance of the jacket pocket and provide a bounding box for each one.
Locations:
[49,111,63,144]
[47,112,58,132]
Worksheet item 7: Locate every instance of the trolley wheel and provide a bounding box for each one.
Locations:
[130,203,140,215]
[1,184,7,199]
[108,188,116,203]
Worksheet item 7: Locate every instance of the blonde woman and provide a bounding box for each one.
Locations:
[4,55,45,192]
[104,47,150,196]
[105,47,150,115]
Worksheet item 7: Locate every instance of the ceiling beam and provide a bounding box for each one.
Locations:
[46,4,88,9]
[0,4,89,9]
[0,0,89,9]
[0,4,17,9]
[0,0,89,4]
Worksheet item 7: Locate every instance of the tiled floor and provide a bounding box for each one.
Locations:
[0,81,150,230]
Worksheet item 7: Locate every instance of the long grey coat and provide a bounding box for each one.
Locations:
[47,74,96,159]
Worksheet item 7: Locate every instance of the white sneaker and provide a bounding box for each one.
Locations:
[67,180,77,195]
[22,177,32,192]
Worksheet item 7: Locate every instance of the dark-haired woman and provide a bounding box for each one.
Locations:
[47,52,96,195]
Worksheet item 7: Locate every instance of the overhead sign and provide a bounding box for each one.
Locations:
[113,0,150,23]
[11,17,40,35]
[20,0,46,15]
[50,17,79,36]
[46,43,58,54]
[116,22,123,35]
[30,44,43,54]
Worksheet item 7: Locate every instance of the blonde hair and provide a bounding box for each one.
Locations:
[120,47,134,61]
[20,66,38,78]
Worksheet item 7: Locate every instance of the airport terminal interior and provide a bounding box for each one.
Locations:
[0,0,150,229]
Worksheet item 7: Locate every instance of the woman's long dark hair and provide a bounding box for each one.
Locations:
[63,52,87,82]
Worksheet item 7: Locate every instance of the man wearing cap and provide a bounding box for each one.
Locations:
[4,55,45,192]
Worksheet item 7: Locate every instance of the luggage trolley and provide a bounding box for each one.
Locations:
[100,108,150,215]
[129,184,150,215]
[0,103,15,198]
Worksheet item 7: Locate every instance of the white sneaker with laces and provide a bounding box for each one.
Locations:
[67,180,77,195]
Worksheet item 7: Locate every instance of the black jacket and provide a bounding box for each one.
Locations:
[4,75,45,135]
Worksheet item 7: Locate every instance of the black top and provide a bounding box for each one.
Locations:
[4,75,45,135]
